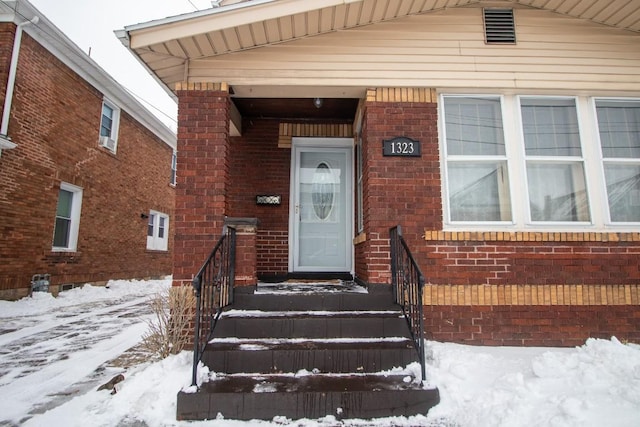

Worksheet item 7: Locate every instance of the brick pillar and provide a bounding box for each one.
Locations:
[358,90,441,285]
[225,217,258,287]
[173,85,230,288]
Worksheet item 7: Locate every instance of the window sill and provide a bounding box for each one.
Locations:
[46,251,82,262]
[98,145,118,158]
[50,249,80,255]
[426,230,640,243]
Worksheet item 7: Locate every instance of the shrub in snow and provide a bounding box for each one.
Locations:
[141,286,195,359]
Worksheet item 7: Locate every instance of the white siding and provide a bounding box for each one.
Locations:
[188,7,640,94]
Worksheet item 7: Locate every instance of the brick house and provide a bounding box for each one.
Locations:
[119,0,640,346]
[0,0,176,300]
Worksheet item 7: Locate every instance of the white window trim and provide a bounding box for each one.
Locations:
[356,137,364,233]
[592,97,640,227]
[170,150,177,186]
[440,94,516,226]
[52,182,83,252]
[99,98,120,153]
[517,95,592,226]
[147,210,169,251]
[440,94,640,232]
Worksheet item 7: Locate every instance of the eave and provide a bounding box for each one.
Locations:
[118,0,640,99]
[117,0,640,128]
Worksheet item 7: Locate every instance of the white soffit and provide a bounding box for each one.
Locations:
[117,0,640,94]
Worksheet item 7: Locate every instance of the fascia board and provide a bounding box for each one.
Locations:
[115,29,179,104]
[125,0,363,49]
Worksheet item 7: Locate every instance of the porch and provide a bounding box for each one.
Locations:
[171,85,437,292]
[178,227,439,421]
[177,282,439,420]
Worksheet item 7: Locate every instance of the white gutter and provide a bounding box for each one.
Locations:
[0,16,38,152]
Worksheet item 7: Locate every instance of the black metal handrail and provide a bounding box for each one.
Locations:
[190,226,236,386]
[390,225,427,382]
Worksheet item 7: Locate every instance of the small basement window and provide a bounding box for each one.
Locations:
[483,8,516,44]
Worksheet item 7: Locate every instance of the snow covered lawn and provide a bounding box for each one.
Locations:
[1,279,639,426]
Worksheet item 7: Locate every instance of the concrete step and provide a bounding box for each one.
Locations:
[202,337,418,374]
[232,282,398,312]
[214,310,411,339]
[177,373,440,421]
[178,282,440,421]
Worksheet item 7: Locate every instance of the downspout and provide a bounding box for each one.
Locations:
[0,15,39,156]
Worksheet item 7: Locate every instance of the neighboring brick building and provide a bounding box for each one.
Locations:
[119,0,640,345]
[0,0,176,300]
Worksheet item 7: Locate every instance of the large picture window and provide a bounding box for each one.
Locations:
[521,98,590,223]
[596,100,640,223]
[443,96,512,222]
[441,95,640,229]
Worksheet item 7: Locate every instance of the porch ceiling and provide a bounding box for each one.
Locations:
[234,97,360,120]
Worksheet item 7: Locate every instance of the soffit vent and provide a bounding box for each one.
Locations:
[483,8,516,44]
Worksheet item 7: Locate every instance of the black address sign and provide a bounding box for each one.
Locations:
[382,137,421,157]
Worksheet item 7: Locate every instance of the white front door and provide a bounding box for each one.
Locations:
[290,138,353,272]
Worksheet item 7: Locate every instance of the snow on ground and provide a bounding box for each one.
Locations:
[1,278,639,426]
[425,338,640,427]
[0,278,170,426]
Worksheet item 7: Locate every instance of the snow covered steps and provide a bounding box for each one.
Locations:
[176,283,439,421]
[213,309,412,339]
[202,337,417,374]
[177,373,435,420]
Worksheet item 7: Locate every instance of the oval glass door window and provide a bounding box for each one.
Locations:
[311,162,335,220]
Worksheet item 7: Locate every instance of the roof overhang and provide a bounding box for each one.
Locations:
[1,0,176,149]
[117,0,640,126]
[118,0,640,101]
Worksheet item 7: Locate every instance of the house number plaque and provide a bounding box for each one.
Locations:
[382,137,421,157]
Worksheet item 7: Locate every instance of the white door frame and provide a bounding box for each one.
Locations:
[288,137,354,273]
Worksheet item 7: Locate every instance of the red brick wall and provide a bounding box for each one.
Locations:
[358,100,441,284]
[0,28,174,299]
[360,99,640,288]
[0,24,12,108]
[360,97,639,345]
[228,120,289,220]
[256,230,288,277]
[173,87,230,287]
[425,305,640,346]
[229,119,291,278]
[421,237,640,286]
[234,228,257,286]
